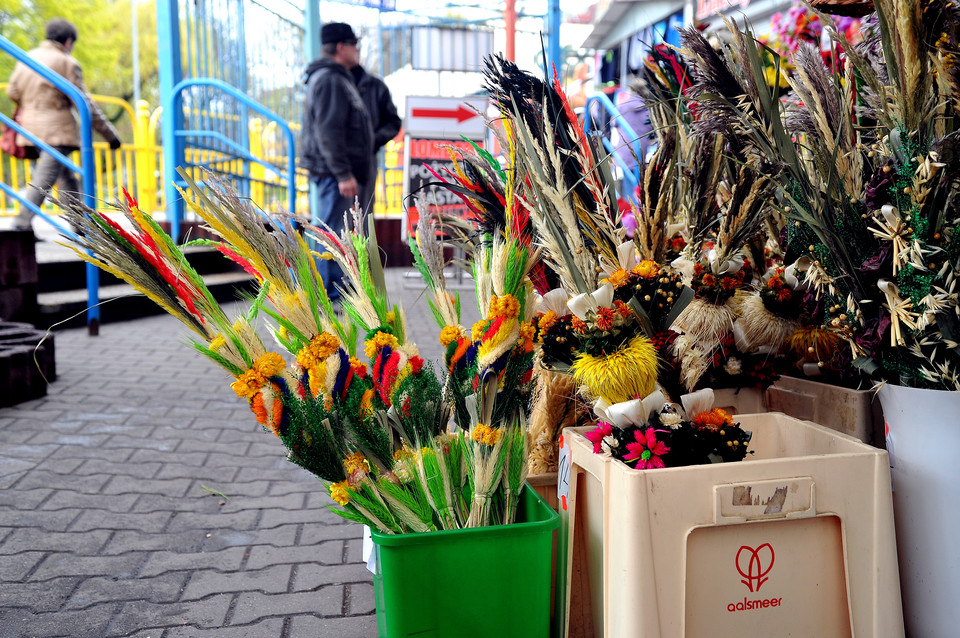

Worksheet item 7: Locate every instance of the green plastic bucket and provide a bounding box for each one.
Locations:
[371,482,559,638]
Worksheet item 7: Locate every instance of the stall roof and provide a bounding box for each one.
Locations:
[582,0,684,50]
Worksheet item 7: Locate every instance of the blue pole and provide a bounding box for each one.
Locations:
[305,0,320,224]
[237,0,251,200]
[547,0,561,79]
[157,0,184,241]
[79,123,99,335]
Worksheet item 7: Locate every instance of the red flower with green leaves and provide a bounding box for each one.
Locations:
[585,421,613,454]
[624,427,670,469]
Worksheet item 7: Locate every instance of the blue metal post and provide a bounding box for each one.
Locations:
[237,0,251,200]
[305,0,320,225]
[547,0,562,79]
[157,0,184,241]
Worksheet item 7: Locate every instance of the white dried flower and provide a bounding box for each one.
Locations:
[724,357,743,376]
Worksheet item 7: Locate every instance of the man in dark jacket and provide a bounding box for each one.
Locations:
[350,64,401,213]
[300,22,374,299]
[350,64,401,153]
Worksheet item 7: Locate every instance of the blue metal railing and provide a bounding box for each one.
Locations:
[583,92,643,204]
[0,34,100,334]
[164,77,298,241]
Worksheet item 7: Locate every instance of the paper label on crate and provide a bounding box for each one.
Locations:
[557,434,571,510]
[362,525,376,573]
[715,477,814,522]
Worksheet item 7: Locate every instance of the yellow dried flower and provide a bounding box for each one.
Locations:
[490,294,520,319]
[632,260,660,279]
[472,320,486,342]
[209,335,226,351]
[297,332,341,370]
[538,310,558,333]
[471,423,500,447]
[364,331,399,359]
[254,352,286,378]
[230,352,287,399]
[472,423,489,443]
[439,324,464,347]
[572,335,659,404]
[329,480,351,506]
[230,371,262,399]
[343,452,370,476]
[385,311,396,325]
[312,333,341,360]
[518,321,536,343]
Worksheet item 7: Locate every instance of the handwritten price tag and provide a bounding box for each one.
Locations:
[557,434,571,511]
[362,525,376,573]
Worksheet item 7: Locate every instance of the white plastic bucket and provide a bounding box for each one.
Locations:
[878,383,960,638]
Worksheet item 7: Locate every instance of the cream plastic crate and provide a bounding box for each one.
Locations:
[765,376,884,446]
[557,413,903,638]
[712,386,766,415]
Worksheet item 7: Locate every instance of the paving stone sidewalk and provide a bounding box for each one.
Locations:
[0,268,479,638]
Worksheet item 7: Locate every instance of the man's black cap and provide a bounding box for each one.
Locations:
[321,22,358,45]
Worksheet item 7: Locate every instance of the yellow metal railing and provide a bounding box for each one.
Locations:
[1,91,405,220]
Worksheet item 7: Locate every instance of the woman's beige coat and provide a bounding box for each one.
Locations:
[6,40,119,148]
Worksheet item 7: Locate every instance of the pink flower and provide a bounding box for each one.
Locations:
[624,427,670,470]
[585,421,613,454]
[621,210,637,238]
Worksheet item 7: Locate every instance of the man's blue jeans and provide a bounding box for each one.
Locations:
[314,176,355,301]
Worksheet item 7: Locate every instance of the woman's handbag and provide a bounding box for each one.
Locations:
[1,108,38,160]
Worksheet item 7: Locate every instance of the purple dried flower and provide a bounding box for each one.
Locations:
[865,162,895,209]
[860,244,891,273]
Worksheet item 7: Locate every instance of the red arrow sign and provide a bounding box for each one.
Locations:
[410,105,478,124]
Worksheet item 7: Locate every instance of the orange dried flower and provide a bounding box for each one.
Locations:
[538,310,558,332]
[632,260,660,279]
[693,408,734,430]
[604,268,631,288]
[571,316,588,334]
[595,306,616,331]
